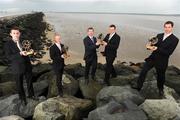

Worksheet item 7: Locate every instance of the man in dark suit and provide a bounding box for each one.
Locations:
[102,24,120,85]
[4,26,35,105]
[50,33,65,97]
[83,27,100,84]
[132,21,179,97]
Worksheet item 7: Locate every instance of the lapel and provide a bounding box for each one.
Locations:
[10,39,20,52]
[108,33,116,43]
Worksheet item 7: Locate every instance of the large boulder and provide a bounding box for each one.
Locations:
[165,74,180,94]
[96,86,144,107]
[0,115,25,120]
[0,81,16,97]
[0,67,13,83]
[78,77,105,100]
[33,95,93,120]
[140,81,179,100]
[32,63,52,81]
[114,63,138,75]
[110,74,138,86]
[64,63,84,79]
[0,94,45,118]
[32,80,48,97]
[140,99,180,120]
[88,100,148,120]
[44,71,79,98]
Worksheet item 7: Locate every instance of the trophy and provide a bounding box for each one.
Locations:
[147,36,158,50]
[62,45,70,59]
[97,33,105,56]
[22,40,34,55]
[97,33,104,43]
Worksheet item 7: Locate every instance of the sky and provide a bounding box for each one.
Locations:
[0,0,180,14]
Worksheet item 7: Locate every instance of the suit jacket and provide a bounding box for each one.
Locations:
[83,36,99,62]
[103,33,120,58]
[50,43,65,73]
[146,33,179,66]
[4,39,32,74]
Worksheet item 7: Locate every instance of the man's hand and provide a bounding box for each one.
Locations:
[146,43,157,51]
[102,41,107,46]
[96,40,101,45]
[20,51,27,56]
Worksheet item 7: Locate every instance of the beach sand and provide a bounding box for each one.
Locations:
[45,12,180,68]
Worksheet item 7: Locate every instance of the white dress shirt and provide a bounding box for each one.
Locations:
[55,43,64,58]
[163,33,172,41]
[16,40,22,52]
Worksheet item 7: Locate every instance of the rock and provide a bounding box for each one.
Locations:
[33,95,93,120]
[0,94,45,118]
[140,81,179,100]
[41,71,79,98]
[88,100,148,120]
[96,86,144,107]
[0,81,17,97]
[0,115,25,120]
[110,74,138,86]
[114,63,138,75]
[33,80,48,97]
[165,74,180,94]
[64,63,84,79]
[32,63,52,81]
[0,67,13,83]
[166,65,180,76]
[140,99,180,120]
[78,77,104,100]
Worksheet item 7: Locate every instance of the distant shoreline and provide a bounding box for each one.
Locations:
[1,11,180,18]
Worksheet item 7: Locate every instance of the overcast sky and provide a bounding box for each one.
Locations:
[0,0,179,14]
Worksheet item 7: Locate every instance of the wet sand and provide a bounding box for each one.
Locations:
[45,12,180,68]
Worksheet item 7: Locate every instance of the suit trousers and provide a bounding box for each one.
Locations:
[14,71,34,100]
[55,68,64,96]
[84,57,97,79]
[104,56,117,84]
[137,60,168,91]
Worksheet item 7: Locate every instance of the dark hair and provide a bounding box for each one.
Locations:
[164,21,174,27]
[87,27,94,31]
[10,26,20,32]
[109,24,116,29]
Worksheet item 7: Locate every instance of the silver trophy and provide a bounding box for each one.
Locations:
[22,40,34,55]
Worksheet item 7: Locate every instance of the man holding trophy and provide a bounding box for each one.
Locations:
[49,33,67,97]
[4,26,35,105]
[132,21,179,98]
[97,24,120,85]
[83,27,100,85]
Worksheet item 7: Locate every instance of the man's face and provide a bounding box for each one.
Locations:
[164,24,173,34]
[108,27,116,34]
[10,30,20,41]
[88,29,94,37]
[54,35,61,43]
